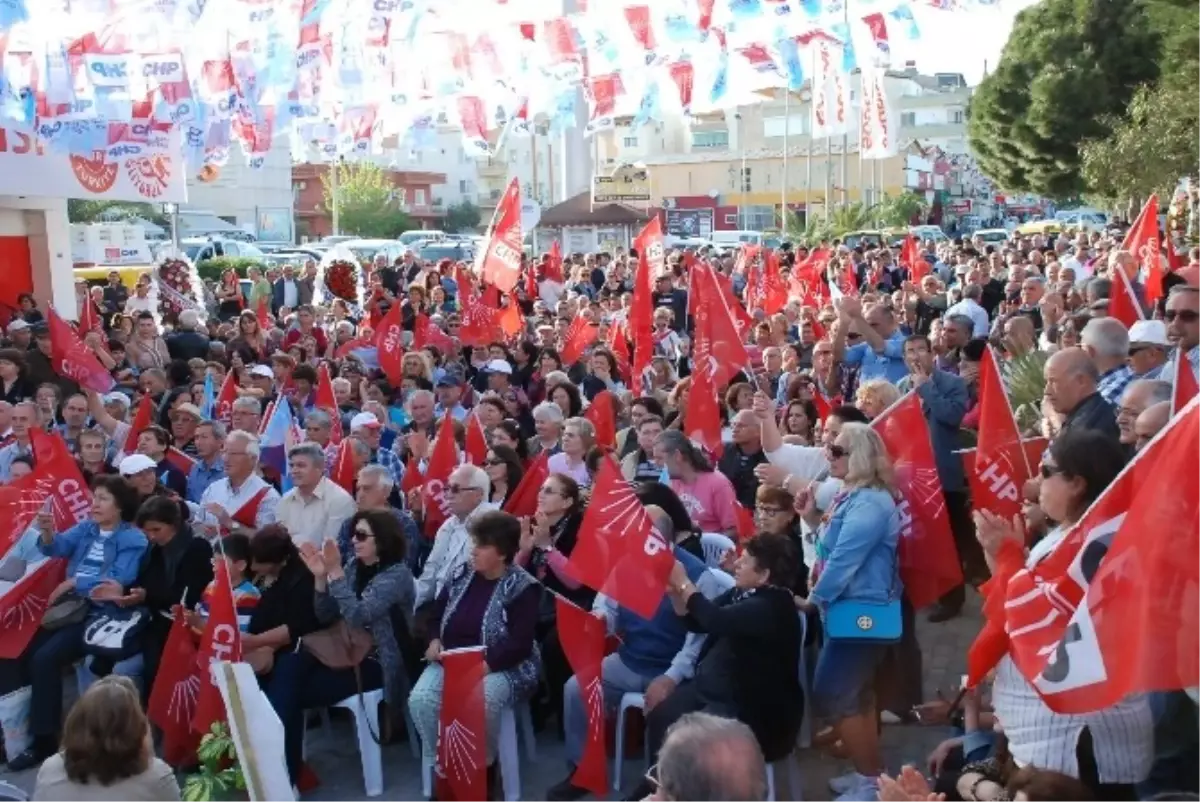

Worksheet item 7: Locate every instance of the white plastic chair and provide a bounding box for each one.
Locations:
[699,532,735,568]
[611,691,648,790]
[420,700,536,801]
[302,688,385,797]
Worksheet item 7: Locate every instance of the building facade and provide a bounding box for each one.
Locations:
[290,163,447,240]
[184,136,296,242]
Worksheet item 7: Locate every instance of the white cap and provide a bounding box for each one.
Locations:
[249,365,274,379]
[102,392,131,408]
[1128,319,1170,348]
[118,454,157,476]
[483,359,512,375]
[7,320,28,333]
[349,412,381,431]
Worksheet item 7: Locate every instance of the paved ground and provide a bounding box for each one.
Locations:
[1,596,981,800]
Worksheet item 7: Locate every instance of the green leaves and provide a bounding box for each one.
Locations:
[444,200,482,233]
[321,162,417,239]
[181,722,247,802]
[969,0,1165,199]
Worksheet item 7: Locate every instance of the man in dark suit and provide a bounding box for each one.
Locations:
[271,264,302,315]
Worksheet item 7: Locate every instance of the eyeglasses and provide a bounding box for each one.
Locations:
[445,483,480,495]
[353,527,374,542]
[484,458,505,467]
[1041,463,1064,480]
[1164,309,1199,323]
[756,506,786,516]
[826,444,850,460]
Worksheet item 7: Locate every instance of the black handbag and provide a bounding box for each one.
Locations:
[41,592,89,631]
[82,607,150,661]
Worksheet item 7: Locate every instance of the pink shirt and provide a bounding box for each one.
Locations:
[671,471,739,534]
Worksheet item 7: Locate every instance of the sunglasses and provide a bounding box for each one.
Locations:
[445,484,480,495]
[826,444,850,460]
[484,458,505,467]
[353,527,374,542]
[1164,309,1199,323]
[1041,463,1064,480]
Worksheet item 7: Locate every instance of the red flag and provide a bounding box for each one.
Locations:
[166,447,196,475]
[78,296,103,337]
[502,451,549,518]
[584,390,616,449]
[313,363,343,445]
[455,264,478,304]
[147,607,202,766]
[1172,354,1198,415]
[565,458,673,619]
[400,454,423,495]
[421,414,459,536]
[481,283,502,310]
[555,597,609,795]
[1121,195,1163,303]
[1165,234,1185,272]
[970,399,1198,712]
[898,235,930,282]
[414,313,456,353]
[122,394,155,457]
[435,647,488,802]
[684,357,723,458]
[1108,263,1145,328]
[630,219,661,389]
[605,319,632,382]
[710,268,755,338]
[498,293,524,338]
[332,438,357,494]
[374,301,405,386]
[968,347,1032,520]
[734,504,755,547]
[479,178,524,293]
[872,393,964,609]
[691,264,750,388]
[789,248,832,309]
[458,294,503,348]
[464,412,488,467]
[545,240,565,283]
[812,391,833,423]
[745,248,787,316]
[561,317,599,365]
[213,373,238,424]
[256,295,271,330]
[47,306,114,393]
[334,333,373,359]
[192,560,242,734]
[0,559,67,658]
[0,432,92,554]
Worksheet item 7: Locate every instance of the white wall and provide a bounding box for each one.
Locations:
[185,137,295,233]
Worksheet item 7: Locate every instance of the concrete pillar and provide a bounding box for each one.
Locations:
[0,195,76,318]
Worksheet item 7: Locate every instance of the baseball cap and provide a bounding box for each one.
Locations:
[118,454,157,476]
[7,320,28,334]
[436,365,465,388]
[102,392,131,409]
[1128,320,1170,348]
[249,365,274,379]
[350,412,382,432]
[172,402,203,419]
[483,359,512,375]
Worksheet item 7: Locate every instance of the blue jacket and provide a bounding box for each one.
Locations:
[810,487,900,609]
[845,331,910,384]
[898,369,969,491]
[38,520,147,595]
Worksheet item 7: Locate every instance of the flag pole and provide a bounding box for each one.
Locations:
[781,89,789,234]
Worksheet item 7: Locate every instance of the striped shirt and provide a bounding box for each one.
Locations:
[991,525,1154,783]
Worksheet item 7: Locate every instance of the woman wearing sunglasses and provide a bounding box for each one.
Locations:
[796,423,903,802]
[483,446,524,507]
[272,511,415,788]
[974,428,1150,798]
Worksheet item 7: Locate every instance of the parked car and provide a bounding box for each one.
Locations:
[181,237,266,263]
[341,238,411,266]
[973,228,1011,245]
[419,242,475,264]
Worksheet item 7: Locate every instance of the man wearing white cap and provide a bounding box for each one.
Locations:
[349,411,405,489]
[482,358,515,394]
[1127,320,1172,380]
[6,319,32,350]
[193,430,280,538]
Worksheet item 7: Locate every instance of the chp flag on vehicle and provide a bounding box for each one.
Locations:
[968,397,1199,714]
[477,178,524,294]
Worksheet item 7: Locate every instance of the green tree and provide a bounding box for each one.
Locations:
[875,192,930,227]
[967,0,1161,198]
[443,200,482,233]
[322,162,415,238]
[68,199,168,227]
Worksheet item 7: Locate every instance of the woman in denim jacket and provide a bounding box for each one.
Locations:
[798,422,901,801]
[0,475,147,771]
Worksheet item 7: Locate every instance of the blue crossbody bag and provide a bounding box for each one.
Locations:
[822,518,903,642]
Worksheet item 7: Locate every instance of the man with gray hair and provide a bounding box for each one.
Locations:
[335,463,421,573]
[1116,379,1172,448]
[1042,348,1121,443]
[276,441,357,548]
[194,430,281,537]
[1081,317,1133,405]
[944,283,989,337]
[413,463,495,609]
[650,712,768,801]
[166,308,211,361]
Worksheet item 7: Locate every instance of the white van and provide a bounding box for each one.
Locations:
[709,230,765,248]
[399,229,446,246]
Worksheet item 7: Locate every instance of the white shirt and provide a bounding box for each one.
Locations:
[764,442,829,484]
[538,279,564,309]
[945,297,990,337]
[123,293,157,316]
[192,473,281,539]
[990,525,1154,783]
[413,501,498,610]
[275,477,357,549]
[282,279,299,309]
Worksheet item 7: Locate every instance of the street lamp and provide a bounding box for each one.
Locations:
[734,112,746,230]
[161,202,179,254]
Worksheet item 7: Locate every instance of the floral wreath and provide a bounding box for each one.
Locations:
[314,256,365,312]
[153,254,206,324]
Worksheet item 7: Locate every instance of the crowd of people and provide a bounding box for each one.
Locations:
[0,221,1195,802]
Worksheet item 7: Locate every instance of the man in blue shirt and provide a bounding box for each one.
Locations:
[186,420,227,505]
[831,296,909,385]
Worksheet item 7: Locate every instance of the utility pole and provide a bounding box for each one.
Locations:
[330,159,341,236]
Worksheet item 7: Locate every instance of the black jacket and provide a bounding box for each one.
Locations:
[249,559,321,648]
[165,330,211,362]
[134,526,213,614]
[686,585,803,761]
[717,445,769,509]
[1061,391,1121,444]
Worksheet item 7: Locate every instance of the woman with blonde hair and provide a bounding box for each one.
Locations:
[32,675,180,800]
[547,416,595,487]
[798,422,902,801]
[855,378,901,420]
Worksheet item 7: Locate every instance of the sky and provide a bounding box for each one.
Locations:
[897,0,1040,85]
